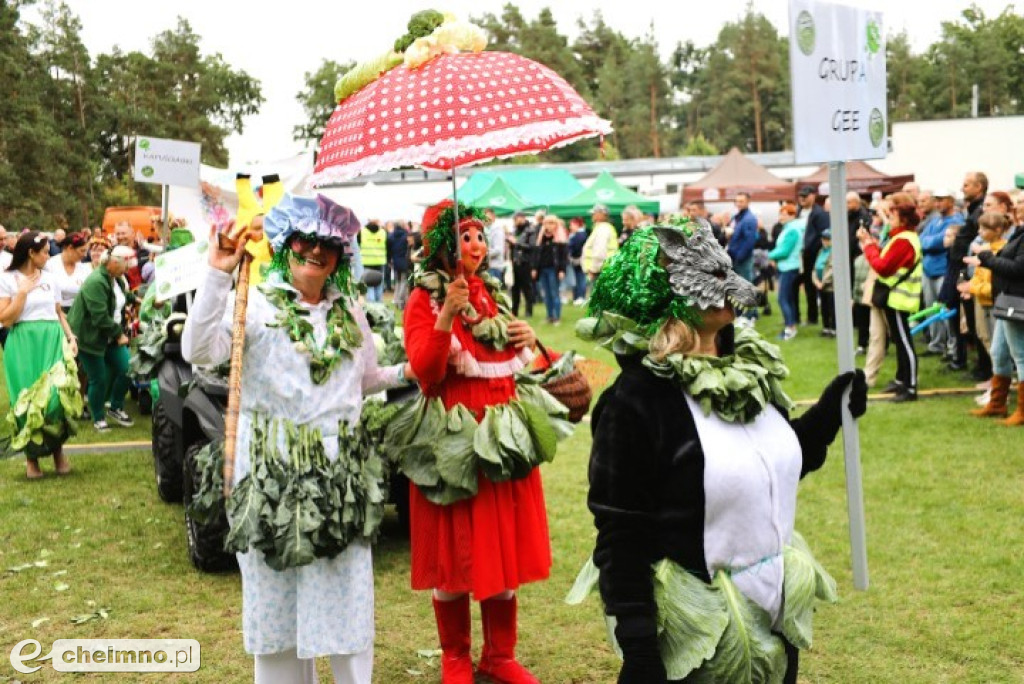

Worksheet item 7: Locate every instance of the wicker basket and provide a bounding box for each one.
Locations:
[535,342,593,423]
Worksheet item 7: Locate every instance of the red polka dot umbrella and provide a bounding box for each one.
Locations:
[310,51,612,187]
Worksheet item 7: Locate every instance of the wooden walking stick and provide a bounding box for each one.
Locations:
[222,244,252,496]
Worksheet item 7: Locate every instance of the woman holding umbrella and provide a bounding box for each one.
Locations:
[393,201,571,684]
[182,194,415,684]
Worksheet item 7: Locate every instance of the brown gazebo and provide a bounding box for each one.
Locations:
[682,147,796,204]
[796,160,914,197]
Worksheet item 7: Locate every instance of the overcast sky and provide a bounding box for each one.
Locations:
[33,0,1014,167]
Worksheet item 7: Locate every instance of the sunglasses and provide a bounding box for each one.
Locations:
[290,233,344,254]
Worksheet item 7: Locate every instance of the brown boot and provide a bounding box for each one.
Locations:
[432,595,474,683]
[1003,382,1024,426]
[970,375,1011,417]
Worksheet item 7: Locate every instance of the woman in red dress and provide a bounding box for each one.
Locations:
[399,201,558,684]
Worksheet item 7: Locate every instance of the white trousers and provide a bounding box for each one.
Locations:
[254,646,373,684]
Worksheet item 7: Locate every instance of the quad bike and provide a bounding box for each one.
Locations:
[151,314,237,572]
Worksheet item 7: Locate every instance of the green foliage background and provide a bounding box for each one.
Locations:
[1,1,263,230]
[5,0,1024,230]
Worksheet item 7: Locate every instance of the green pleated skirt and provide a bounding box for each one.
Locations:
[2,320,83,458]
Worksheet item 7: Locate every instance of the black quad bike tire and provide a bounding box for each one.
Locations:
[152,399,183,503]
[182,440,237,573]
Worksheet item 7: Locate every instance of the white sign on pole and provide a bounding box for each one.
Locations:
[133,136,202,188]
[151,241,209,301]
[789,0,880,593]
[790,0,887,164]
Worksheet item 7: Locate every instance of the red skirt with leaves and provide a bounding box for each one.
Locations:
[403,285,552,599]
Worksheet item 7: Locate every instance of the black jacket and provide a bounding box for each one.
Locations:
[531,233,567,272]
[952,199,983,265]
[941,199,984,305]
[512,223,538,268]
[979,229,1024,299]
[801,203,831,255]
[388,226,410,272]
[588,332,856,667]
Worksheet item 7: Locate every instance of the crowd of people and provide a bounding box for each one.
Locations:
[688,174,1024,413]
[354,202,656,329]
[0,220,162,476]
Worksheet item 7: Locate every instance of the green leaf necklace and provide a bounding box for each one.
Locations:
[413,269,516,351]
[261,285,364,385]
[643,326,794,424]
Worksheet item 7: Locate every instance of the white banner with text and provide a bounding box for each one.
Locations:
[789,0,887,164]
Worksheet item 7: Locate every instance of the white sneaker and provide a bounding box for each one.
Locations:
[107,408,134,427]
[94,420,110,432]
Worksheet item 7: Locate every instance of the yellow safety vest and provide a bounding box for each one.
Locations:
[360,227,387,267]
[878,231,923,313]
[583,221,619,274]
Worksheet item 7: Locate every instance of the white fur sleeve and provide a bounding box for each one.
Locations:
[181,269,234,366]
[354,305,403,395]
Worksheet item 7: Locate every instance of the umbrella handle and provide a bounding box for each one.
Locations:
[222,252,252,496]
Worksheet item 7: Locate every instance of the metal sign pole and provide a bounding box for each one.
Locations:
[160,184,171,245]
[827,161,869,590]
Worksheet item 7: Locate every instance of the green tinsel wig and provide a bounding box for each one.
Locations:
[587,220,701,337]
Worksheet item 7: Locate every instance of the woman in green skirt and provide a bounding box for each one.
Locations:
[0,231,83,478]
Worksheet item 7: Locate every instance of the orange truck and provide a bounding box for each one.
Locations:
[102,206,163,241]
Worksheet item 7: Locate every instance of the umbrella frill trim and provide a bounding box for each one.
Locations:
[311,116,612,187]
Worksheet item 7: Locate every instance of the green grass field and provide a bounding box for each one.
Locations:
[1,300,1022,682]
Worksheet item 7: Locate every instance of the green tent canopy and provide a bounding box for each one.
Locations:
[1016,173,1024,189]
[542,170,660,219]
[455,169,584,206]
[466,176,530,216]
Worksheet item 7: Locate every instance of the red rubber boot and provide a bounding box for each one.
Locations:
[432,595,475,683]
[477,595,539,684]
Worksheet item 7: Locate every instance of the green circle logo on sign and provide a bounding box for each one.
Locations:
[869,109,885,147]
[197,242,209,254]
[866,21,881,54]
[796,11,815,55]
[139,139,150,150]
[159,282,171,294]
[156,256,167,268]
[141,166,154,178]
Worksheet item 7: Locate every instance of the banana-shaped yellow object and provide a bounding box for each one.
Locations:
[236,173,284,285]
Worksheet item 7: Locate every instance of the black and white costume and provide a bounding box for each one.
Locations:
[588,328,863,683]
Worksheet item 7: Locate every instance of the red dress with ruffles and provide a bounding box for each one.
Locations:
[403,277,552,599]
